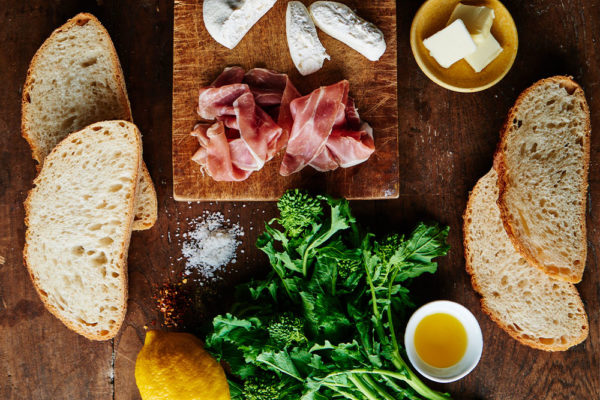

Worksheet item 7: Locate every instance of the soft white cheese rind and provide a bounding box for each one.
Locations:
[309,1,386,62]
[423,19,477,68]
[465,33,503,72]
[286,1,330,76]
[203,0,277,49]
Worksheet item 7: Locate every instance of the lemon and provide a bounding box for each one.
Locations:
[135,330,230,400]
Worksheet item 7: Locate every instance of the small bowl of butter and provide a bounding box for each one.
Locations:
[404,300,483,383]
[410,0,518,92]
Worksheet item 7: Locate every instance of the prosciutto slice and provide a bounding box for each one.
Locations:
[191,67,299,181]
[244,68,301,135]
[233,92,283,169]
[280,80,374,176]
[197,67,248,120]
[322,124,375,168]
[312,96,374,169]
[191,123,253,181]
[308,146,339,172]
[280,81,349,176]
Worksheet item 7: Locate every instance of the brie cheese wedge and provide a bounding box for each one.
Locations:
[286,1,330,76]
[203,0,277,49]
[309,1,386,61]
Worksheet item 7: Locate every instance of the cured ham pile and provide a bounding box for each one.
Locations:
[191,66,299,181]
[191,67,375,181]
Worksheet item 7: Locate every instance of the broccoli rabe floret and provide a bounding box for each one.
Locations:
[277,189,323,237]
[337,258,362,279]
[375,234,404,265]
[267,313,307,348]
[242,375,280,400]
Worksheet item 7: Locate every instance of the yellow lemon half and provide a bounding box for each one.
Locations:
[135,330,230,400]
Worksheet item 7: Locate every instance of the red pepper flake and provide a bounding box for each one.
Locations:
[153,280,192,328]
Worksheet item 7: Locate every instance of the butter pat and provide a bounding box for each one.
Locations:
[465,33,503,72]
[423,20,477,68]
[448,4,495,44]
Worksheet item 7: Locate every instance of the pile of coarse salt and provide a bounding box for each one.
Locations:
[181,211,243,283]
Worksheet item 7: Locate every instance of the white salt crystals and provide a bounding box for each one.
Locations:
[181,211,244,282]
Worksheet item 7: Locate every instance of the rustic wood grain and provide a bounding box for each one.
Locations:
[172,0,399,201]
[0,0,598,399]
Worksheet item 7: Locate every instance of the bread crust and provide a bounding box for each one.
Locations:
[23,120,141,341]
[133,164,158,230]
[463,170,589,351]
[20,12,157,231]
[494,76,591,283]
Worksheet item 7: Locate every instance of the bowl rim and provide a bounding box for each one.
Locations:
[410,0,519,93]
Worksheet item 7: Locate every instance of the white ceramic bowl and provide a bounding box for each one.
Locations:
[404,300,483,383]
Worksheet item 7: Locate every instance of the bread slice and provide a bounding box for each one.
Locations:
[464,169,588,351]
[495,76,590,283]
[21,12,157,231]
[24,120,141,340]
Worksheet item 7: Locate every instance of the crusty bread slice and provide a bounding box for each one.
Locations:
[21,12,156,231]
[24,120,141,340]
[464,169,588,351]
[495,76,590,283]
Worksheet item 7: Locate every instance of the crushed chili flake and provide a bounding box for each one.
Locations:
[153,280,192,328]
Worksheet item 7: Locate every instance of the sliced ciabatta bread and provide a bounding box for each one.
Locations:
[495,76,590,283]
[464,169,588,351]
[24,120,142,340]
[21,12,157,231]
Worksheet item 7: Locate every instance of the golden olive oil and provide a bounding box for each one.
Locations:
[414,313,467,368]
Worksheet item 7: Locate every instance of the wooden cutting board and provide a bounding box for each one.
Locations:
[172,0,398,201]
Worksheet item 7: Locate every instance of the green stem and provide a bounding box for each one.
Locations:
[362,252,388,342]
[362,375,396,400]
[301,244,315,277]
[386,269,401,354]
[365,271,380,319]
[269,260,294,299]
[348,375,378,400]
[323,369,450,400]
[324,384,361,400]
[385,358,452,400]
[301,216,346,276]
[380,376,421,400]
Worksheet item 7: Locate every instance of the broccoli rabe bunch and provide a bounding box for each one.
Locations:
[206,190,452,400]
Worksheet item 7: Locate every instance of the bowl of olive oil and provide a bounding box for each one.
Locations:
[404,300,483,383]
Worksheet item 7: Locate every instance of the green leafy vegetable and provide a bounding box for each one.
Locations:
[206,191,452,400]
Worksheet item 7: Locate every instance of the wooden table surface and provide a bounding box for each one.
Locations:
[1,0,598,399]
